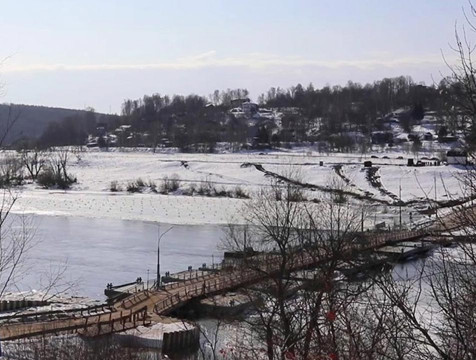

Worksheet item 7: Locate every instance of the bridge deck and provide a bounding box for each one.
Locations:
[0,230,428,341]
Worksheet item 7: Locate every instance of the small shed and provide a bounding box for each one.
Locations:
[447,150,468,165]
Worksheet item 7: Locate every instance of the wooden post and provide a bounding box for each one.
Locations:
[163,332,170,353]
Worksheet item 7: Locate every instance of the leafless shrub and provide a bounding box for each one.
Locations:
[147,179,157,193]
[109,180,121,192]
[160,174,181,194]
[37,149,76,189]
[126,181,142,193]
[169,174,181,191]
[0,154,24,187]
[20,149,46,181]
[135,178,145,188]
[188,182,197,194]
[233,186,249,199]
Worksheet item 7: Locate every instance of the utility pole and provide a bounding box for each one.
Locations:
[399,183,402,230]
[157,227,160,288]
[434,175,437,217]
[243,226,247,253]
[361,206,364,232]
[330,204,333,237]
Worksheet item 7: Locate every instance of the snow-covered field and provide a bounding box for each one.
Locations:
[9,149,471,225]
[379,166,466,202]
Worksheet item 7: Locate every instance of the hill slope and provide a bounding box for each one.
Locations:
[0,104,104,145]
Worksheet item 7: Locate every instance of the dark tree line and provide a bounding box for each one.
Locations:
[17,75,474,152]
[111,77,462,152]
[258,77,444,137]
[119,92,247,151]
[15,109,120,150]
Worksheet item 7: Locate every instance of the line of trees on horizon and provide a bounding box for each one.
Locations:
[6,73,470,154]
[95,75,466,152]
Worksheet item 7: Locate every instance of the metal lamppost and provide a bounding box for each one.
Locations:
[157,225,173,289]
[147,269,150,290]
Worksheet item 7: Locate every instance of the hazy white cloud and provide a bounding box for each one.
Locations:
[0,52,455,73]
[0,51,454,113]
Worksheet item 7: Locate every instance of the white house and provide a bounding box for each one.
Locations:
[447,149,468,165]
[242,102,258,116]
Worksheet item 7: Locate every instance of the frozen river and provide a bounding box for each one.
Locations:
[15,214,225,299]
[12,211,437,302]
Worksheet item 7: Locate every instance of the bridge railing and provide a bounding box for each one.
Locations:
[0,303,115,325]
[364,230,427,248]
[120,272,220,310]
[0,305,149,341]
[137,230,429,315]
[2,231,429,340]
[152,250,339,314]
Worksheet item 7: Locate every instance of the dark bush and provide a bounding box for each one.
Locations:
[37,167,76,189]
[148,179,157,193]
[160,174,181,194]
[126,181,142,193]
[110,180,121,192]
[234,186,249,199]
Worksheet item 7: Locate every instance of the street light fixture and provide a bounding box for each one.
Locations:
[157,225,173,289]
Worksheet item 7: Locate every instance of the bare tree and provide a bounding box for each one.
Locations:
[37,149,76,189]
[354,3,476,355]
[198,318,229,360]
[441,0,476,147]
[221,172,378,360]
[0,190,34,298]
[20,149,46,181]
[0,153,24,187]
[49,149,72,184]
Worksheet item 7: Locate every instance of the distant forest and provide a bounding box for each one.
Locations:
[0,104,118,149]
[12,75,474,152]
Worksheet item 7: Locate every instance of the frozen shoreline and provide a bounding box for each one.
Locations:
[12,189,247,226]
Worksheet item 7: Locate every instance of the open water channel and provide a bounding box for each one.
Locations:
[13,214,224,300]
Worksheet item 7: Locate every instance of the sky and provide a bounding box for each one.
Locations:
[0,0,468,113]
